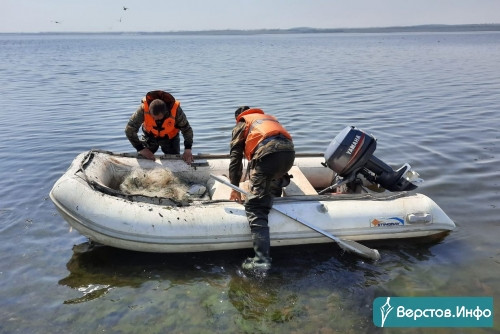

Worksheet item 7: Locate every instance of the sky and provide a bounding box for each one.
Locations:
[1,0,500,33]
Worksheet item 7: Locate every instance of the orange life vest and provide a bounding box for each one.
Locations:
[236,108,292,160]
[141,91,180,139]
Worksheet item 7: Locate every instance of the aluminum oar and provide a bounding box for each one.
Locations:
[209,174,381,261]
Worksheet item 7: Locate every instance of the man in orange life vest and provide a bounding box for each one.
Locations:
[229,106,295,271]
[125,90,194,164]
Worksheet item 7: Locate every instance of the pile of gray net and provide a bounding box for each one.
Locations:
[119,168,189,202]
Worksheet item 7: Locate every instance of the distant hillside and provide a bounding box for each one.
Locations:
[289,24,500,34]
[5,24,500,35]
[140,24,500,35]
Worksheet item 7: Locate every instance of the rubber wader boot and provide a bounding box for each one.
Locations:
[242,227,271,271]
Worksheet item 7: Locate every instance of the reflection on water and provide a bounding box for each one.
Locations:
[57,237,455,332]
[60,243,141,304]
[59,242,237,302]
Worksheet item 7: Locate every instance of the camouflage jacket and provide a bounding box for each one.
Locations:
[125,105,193,151]
[229,121,294,186]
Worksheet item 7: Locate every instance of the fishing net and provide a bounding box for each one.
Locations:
[119,168,188,202]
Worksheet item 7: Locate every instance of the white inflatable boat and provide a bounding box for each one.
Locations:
[50,143,455,254]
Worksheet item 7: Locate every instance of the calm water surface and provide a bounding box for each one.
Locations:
[0,32,499,333]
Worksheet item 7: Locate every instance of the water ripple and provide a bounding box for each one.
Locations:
[1,32,500,333]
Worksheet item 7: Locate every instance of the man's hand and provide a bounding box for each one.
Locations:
[182,149,194,164]
[229,190,242,203]
[138,148,155,160]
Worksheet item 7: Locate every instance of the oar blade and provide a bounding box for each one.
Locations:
[338,238,381,261]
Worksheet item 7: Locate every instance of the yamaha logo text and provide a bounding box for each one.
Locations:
[346,135,361,155]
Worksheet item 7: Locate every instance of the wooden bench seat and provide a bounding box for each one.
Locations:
[283,166,318,196]
[210,166,317,200]
[209,175,233,200]
[209,176,250,200]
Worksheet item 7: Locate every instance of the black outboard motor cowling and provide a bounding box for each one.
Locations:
[324,126,421,192]
[324,126,377,176]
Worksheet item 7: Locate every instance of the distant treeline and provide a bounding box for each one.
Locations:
[5,24,500,35]
[165,24,500,35]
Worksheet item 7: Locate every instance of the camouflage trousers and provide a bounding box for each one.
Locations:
[244,150,295,263]
[142,133,180,155]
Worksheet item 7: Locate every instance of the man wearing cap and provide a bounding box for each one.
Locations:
[229,106,295,272]
[125,90,194,164]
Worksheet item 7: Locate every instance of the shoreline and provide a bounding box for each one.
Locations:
[2,24,500,35]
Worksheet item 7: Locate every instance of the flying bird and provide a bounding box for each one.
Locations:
[123,6,128,11]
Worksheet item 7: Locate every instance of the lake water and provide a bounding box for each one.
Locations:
[0,31,499,333]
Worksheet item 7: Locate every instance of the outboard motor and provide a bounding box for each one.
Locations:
[322,126,422,193]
